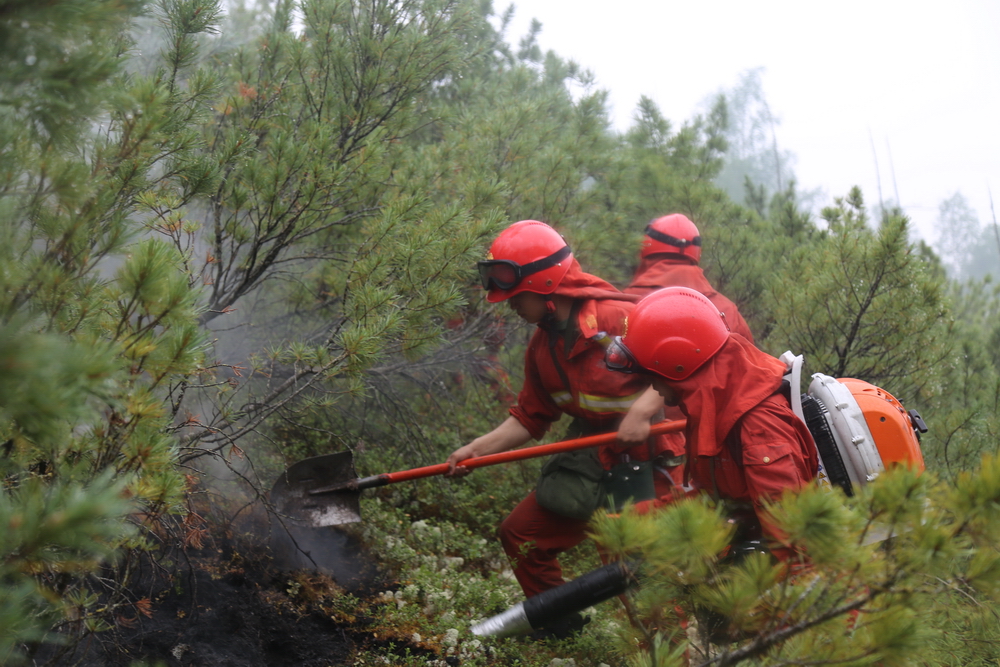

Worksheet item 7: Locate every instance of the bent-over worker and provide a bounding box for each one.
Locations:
[446,220,684,638]
[605,286,817,561]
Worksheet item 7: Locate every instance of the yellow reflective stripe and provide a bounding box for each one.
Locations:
[579,390,645,413]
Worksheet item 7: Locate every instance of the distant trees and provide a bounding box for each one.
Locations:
[934,191,1000,282]
[709,68,813,210]
[916,191,1000,474]
[935,192,983,277]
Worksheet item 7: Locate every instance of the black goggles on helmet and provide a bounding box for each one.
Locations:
[644,224,701,250]
[477,244,571,291]
[604,336,644,374]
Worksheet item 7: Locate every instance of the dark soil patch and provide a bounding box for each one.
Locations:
[32,525,444,667]
[102,568,359,667]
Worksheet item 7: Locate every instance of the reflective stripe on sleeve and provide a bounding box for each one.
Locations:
[578,389,645,413]
[550,391,573,407]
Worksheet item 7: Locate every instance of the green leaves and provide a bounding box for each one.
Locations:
[861,605,929,667]
[0,469,133,568]
[0,0,145,145]
[949,453,1000,535]
[0,2,214,655]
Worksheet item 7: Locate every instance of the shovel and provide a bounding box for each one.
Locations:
[270,420,686,527]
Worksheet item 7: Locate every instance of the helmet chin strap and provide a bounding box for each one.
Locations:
[539,297,560,329]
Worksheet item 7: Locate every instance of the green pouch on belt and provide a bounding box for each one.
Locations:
[535,447,606,521]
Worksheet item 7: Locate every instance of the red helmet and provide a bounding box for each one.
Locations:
[641,214,702,263]
[477,220,573,303]
[607,287,729,380]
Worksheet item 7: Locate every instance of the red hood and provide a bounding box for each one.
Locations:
[671,335,787,458]
[554,259,640,302]
[627,258,716,296]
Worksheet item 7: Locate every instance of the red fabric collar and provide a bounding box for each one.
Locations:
[671,336,787,457]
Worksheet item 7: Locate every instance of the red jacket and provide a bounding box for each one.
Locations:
[508,262,684,466]
[626,258,755,343]
[647,335,818,556]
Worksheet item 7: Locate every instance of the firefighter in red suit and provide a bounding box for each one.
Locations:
[626,214,755,344]
[446,220,685,636]
[605,286,817,561]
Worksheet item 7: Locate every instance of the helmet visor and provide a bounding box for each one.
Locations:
[476,244,572,292]
[604,337,644,374]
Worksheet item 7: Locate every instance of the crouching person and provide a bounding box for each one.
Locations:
[604,286,818,562]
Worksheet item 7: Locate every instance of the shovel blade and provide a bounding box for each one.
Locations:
[270,451,362,527]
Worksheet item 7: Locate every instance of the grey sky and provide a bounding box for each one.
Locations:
[504,0,1000,241]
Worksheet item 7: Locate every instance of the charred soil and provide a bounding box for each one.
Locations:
[35,524,447,667]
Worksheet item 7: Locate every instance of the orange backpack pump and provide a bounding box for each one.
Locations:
[781,352,927,496]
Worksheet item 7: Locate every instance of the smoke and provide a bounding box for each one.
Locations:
[268,522,381,593]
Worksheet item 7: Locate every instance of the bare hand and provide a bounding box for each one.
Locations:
[616,411,651,447]
[445,443,477,477]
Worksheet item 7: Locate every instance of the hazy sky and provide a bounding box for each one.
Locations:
[503,0,1000,242]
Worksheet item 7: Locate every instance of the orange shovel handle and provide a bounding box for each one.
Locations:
[381,419,687,484]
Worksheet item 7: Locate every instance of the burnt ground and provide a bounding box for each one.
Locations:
[96,565,362,667]
[30,523,451,667]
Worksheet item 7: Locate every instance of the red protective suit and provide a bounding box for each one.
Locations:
[626,257,755,343]
[500,260,685,598]
[637,335,818,559]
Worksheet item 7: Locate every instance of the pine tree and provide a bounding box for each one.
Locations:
[1,0,212,659]
[919,278,1000,475]
[591,461,1000,667]
[763,188,950,401]
[135,0,507,478]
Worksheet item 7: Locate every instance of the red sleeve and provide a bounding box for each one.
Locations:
[508,335,561,440]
